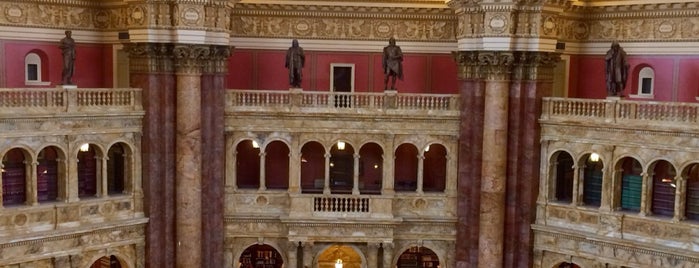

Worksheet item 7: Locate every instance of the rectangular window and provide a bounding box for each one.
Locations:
[27,64,38,81]
[641,78,652,94]
[330,64,355,108]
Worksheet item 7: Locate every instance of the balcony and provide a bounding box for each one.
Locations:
[536,97,699,266]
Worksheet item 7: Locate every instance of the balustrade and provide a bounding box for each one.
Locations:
[226,89,459,112]
[542,97,699,126]
[0,88,142,116]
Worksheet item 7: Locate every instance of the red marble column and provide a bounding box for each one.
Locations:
[200,45,231,268]
[125,43,177,267]
[453,51,485,267]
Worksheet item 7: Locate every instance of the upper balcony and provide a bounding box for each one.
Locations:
[536,97,699,260]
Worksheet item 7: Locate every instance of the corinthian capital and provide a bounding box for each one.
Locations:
[173,44,212,74]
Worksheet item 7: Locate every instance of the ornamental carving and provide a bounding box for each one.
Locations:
[231,4,456,42]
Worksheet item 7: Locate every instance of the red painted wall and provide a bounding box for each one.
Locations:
[227,49,458,94]
[2,40,113,88]
[570,54,699,102]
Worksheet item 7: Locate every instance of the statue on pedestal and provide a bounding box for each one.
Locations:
[285,39,305,88]
[605,41,629,97]
[383,37,403,91]
[59,30,76,85]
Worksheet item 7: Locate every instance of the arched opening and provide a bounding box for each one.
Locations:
[359,142,383,195]
[553,151,574,203]
[301,141,325,193]
[423,143,446,193]
[317,244,362,268]
[618,157,643,212]
[37,146,60,202]
[78,144,98,198]
[236,139,260,189]
[683,163,699,221]
[89,255,123,268]
[2,148,28,206]
[265,140,290,190]
[581,153,603,207]
[394,144,418,192]
[238,244,284,268]
[650,160,676,217]
[396,246,439,268]
[555,262,580,268]
[107,143,127,195]
[24,50,50,86]
[330,141,355,194]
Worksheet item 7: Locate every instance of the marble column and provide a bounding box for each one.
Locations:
[367,243,380,268]
[201,45,231,268]
[125,42,176,267]
[478,51,513,268]
[173,44,208,268]
[452,50,485,267]
[381,242,394,268]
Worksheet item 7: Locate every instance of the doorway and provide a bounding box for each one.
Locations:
[330,64,354,108]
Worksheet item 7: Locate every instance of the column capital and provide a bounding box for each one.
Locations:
[203,45,235,74]
[124,43,175,74]
[173,44,213,74]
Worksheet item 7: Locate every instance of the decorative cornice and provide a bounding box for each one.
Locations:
[124,43,174,74]
[453,50,560,81]
[230,3,457,42]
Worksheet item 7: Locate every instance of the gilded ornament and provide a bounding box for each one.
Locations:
[488,14,507,34]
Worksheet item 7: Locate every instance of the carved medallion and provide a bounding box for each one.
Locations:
[5,4,25,23]
[93,10,109,28]
[658,20,676,38]
[375,21,394,38]
[182,7,201,26]
[294,20,312,36]
[488,14,508,34]
[130,6,145,25]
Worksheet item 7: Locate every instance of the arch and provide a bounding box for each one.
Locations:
[24,50,50,85]
[330,140,355,194]
[553,262,581,268]
[37,146,62,202]
[551,150,574,203]
[634,65,655,96]
[265,140,290,190]
[88,254,127,268]
[237,243,285,268]
[648,159,676,217]
[682,162,699,220]
[615,156,643,212]
[106,143,128,195]
[579,153,604,207]
[301,141,325,193]
[394,143,418,192]
[395,245,440,268]
[236,139,261,189]
[316,244,365,268]
[423,143,446,193]
[2,148,31,206]
[359,142,383,195]
[77,143,99,198]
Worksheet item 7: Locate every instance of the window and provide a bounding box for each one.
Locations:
[25,52,50,86]
[37,146,60,202]
[553,152,574,203]
[359,143,383,194]
[330,64,354,108]
[107,143,127,195]
[264,141,289,190]
[423,144,447,192]
[619,157,642,212]
[650,160,676,217]
[300,141,325,193]
[2,148,27,206]
[236,140,260,189]
[685,164,699,221]
[582,155,603,207]
[632,67,654,98]
[77,144,98,198]
[394,144,418,192]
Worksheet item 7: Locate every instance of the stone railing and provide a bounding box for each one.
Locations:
[0,88,143,116]
[313,196,370,213]
[226,89,460,113]
[541,97,699,127]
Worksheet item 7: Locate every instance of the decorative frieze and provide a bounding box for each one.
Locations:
[230,3,456,42]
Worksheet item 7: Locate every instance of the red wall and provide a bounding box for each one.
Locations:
[227,49,458,94]
[570,54,699,102]
[2,40,113,88]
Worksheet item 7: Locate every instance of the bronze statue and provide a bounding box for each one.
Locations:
[59,30,76,85]
[285,39,305,88]
[604,41,629,97]
[382,37,403,91]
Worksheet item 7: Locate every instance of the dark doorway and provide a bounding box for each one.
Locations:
[332,64,353,108]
